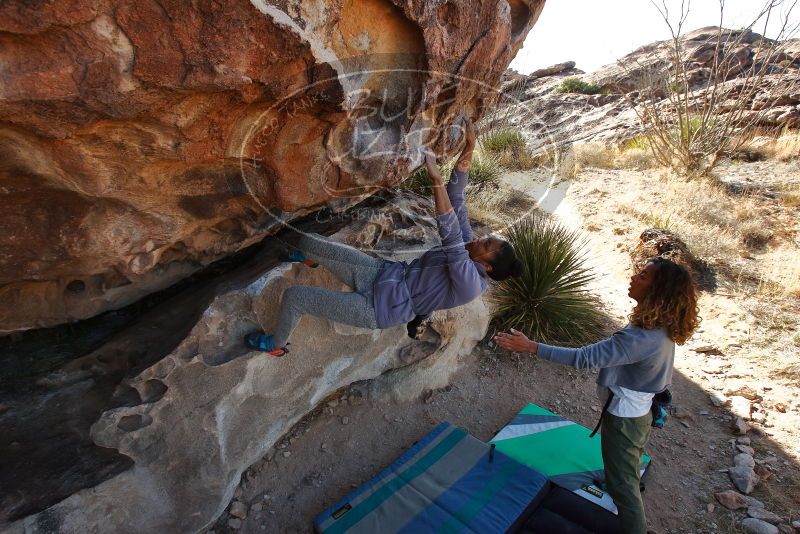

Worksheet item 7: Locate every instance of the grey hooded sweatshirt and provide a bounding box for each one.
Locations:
[372,169,487,329]
[536,325,675,393]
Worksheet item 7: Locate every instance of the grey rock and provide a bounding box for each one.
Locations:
[747,507,782,525]
[251,503,263,513]
[230,501,247,519]
[710,393,731,407]
[733,417,752,435]
[10,195,488,534]
[228,518,243,530]
[737,436,752,445]
[528,61,578,80]
[730,465,760,494]
[743,495,765,509]
[734,453,756,469]
[738,444,756,455]
[741,518,778,534]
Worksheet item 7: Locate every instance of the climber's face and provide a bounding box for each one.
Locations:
[467,236,502,271]
[628,262,658,303]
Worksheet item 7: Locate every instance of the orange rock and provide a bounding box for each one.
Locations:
[0,0,545,332]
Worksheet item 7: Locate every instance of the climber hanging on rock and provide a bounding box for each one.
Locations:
[244,118,523,356]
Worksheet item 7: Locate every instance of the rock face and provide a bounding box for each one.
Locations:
[7,192,491,533]
[0,0,545,333]
[496,28,799,149]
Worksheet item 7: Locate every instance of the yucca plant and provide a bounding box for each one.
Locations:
[467,149,502,188]
[401,158,455,195]
[480,128,537,170]
[402,150,500,193]
[480,128,527,154]
[491,215,611,346]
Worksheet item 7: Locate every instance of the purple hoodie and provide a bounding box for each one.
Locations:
[372,169,488,328]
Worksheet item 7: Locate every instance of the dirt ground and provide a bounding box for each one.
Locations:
[210,160,800,534]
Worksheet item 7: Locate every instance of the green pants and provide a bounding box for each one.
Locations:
[601,412,652,534]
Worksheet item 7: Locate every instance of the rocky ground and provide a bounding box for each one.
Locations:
[208,159,800,534]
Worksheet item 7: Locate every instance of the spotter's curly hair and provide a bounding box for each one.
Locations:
[629,257,700,345]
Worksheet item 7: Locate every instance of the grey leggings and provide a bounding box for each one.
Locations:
[271,234,382,347]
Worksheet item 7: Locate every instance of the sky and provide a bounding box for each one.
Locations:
[510,0,800,75]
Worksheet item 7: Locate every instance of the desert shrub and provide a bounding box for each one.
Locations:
[553,77,602,95]
[575,143,617,169]
[468,150,503,188]
[774,131,800,161]
[641,212,673,230]
[480,128,527,153]
[401,159,455,194]
[629,4,798,176]
[616,148,658,170]
[402,150,500,193]
[466,184,534,230]
[623,136,651,151]
[491,215,611,345]
[480,128,537,170]
[496,148,538,170]
[676,115,706,144]
[739,220,773,251]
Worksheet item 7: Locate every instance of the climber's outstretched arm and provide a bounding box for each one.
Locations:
[425,152,453,217]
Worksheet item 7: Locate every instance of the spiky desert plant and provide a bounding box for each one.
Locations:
[467,149,502,188]
[401,158,456,194]
[491,215,611,346]
[480,128,527,154]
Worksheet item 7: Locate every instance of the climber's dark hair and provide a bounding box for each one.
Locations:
[487,240,523,281]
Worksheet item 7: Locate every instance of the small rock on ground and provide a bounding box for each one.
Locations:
[734,453,756,469]
[715,490,748,510]
[732,417,752,435]
[228,518,243,530]
[729,465,760,494]
[230,501,247,519]
[741,518,778,534]
[743,495,764,509]
[747,507,782,525]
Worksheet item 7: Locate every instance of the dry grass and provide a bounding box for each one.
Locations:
[611,168,800,298]
[575,142,658,171]
[780,183,800,209]
[758,248,800,299]
[737,131,800,162]
[496,148,538,170]
[616,147,657,170]
[617,175,741,261]
[466,184,535,231]
[575,143,617,170]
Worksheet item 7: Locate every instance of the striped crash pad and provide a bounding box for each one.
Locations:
[314,422,549,534]
[491,403,651,515]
